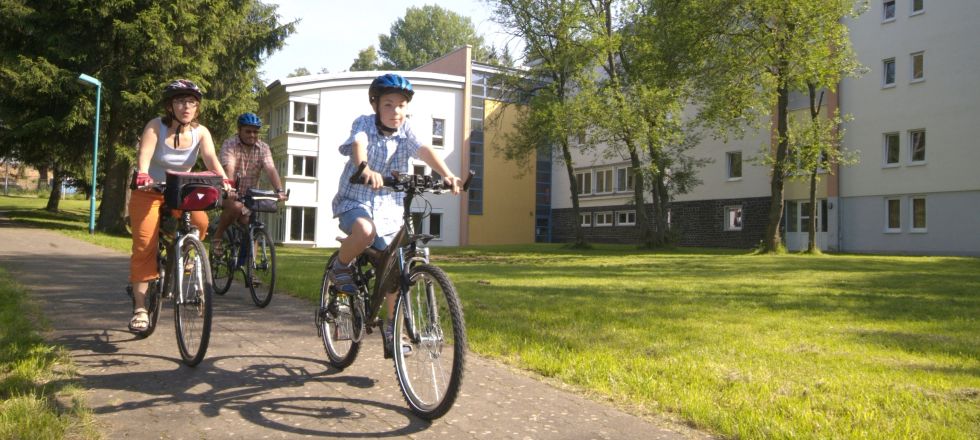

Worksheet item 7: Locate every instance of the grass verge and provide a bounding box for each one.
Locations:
[0,266,97,439]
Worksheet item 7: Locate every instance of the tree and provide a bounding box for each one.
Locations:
[490,0,604,248]
[786,84,858,253]
[377,5,499,69]
[702,0,864,253]
[288,67,311,77]
[0,0,295,231]
[349,46,383,71]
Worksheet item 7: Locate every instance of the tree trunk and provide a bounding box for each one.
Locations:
[762,79,790,253]
[807,171,817,252]
[96,108,132,234]
[45,165,63,212]
[627,146,653,247]
[37,164,49,190]
[560,140,586,247]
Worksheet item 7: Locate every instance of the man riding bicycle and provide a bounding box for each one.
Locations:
[212,112,287,258]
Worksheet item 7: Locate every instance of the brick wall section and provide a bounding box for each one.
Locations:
[551,196,771,248]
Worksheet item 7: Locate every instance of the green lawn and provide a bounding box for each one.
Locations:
[3,194,979,439]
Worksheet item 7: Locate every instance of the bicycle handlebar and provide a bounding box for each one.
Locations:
[348,161,475,193]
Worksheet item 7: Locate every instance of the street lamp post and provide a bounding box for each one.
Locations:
[77,73,101,235]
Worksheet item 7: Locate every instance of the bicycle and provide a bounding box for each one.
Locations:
[315,162,473,420]
[209,188,287,307]
[127,172,220,367]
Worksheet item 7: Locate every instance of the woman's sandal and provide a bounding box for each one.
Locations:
[128,308,149,332]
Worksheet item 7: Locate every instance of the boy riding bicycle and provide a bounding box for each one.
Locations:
[329,73,461,358]
[212,112,287,258]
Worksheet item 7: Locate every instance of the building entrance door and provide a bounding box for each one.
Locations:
[785,199,827,251]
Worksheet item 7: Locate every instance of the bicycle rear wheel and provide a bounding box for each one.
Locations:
[316,252,360,369]
[174,236,213,366]
[246,228,276,307]
[209,229,234,295]
[393,264,466,420]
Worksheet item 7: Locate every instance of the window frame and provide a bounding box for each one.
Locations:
[594,211,614,227]
[289,206,316,242]
[882,0,896,22]
[883,132,900,167]
[910,51,925,83]
[885,198,902,233]
[615,166,634,193]
[594,168,614,194]
[726,151,743,180]
[291,101,319,134]
[910,0,924,16]
[431,117,445,148]
[882,58,896,87]
[909,129,926,164]
[724,205,744,231]
[616,210,636,226]
[290,155,317,178]
[579,212,592,227]
[575,170,592,196]
[910,196,927,233]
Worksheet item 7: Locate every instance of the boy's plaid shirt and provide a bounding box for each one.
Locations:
[332,115,422,239]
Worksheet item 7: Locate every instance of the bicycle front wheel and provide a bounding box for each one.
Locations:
[246,228,276,307]
[209,229,234,295]
[316,252,360,369]
[174,236,213,366]
[393,264,466,420]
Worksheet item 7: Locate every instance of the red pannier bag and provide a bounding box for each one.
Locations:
[164,171,223,211]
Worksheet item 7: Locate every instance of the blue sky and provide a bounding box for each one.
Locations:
[259,0,515,84]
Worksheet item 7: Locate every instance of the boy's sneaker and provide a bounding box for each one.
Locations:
[328,264,357,294]
[383,321,414,359]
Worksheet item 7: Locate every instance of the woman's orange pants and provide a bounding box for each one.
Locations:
[129,189,209,282]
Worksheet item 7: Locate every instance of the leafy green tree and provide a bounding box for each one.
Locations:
[701,0,864,253]
[490,0,604,248]
[378,5,498,69]
[786,84,858,253]
[288,67,311,77]
[0,0,295,232]
[349,46,383,71]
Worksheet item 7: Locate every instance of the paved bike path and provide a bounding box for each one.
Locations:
[0,221,710,440]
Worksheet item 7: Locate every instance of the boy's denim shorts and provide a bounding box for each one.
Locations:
[338,207,388,250]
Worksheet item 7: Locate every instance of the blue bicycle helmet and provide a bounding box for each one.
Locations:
[237,112,262,128]
[369,73,414,104]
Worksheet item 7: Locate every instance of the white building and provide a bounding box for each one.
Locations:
[259,71,467,248]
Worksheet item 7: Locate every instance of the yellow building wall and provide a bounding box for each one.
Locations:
[783,108,829,201]
[467,100,536,245]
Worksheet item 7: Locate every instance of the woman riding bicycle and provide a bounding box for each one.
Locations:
[127,79,231,333]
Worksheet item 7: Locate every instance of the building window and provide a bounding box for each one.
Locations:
[432,118,445,147]
[727,151,742,179]
[911,52,924,82]
[884,133,900,166]
[291,155,316,177]
[595,169,613,194]
[883,58,896,87]
[911,0,924,15]
[289,206,316,241]
[911,197,927,232]
[909,129,926,163]
[885,198,901,232]
[413,165,426,176]
[292,102,318,134]
[616,167,634,192]
[724,206,743,231]
[616,211,636,226]
[580,212,591,227]
[575,170,592,195]
[595,212,613,227]
[883,0,896,21]
[429,213,442,238]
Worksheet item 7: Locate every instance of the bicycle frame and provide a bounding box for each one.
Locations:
[158,210,204,304]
